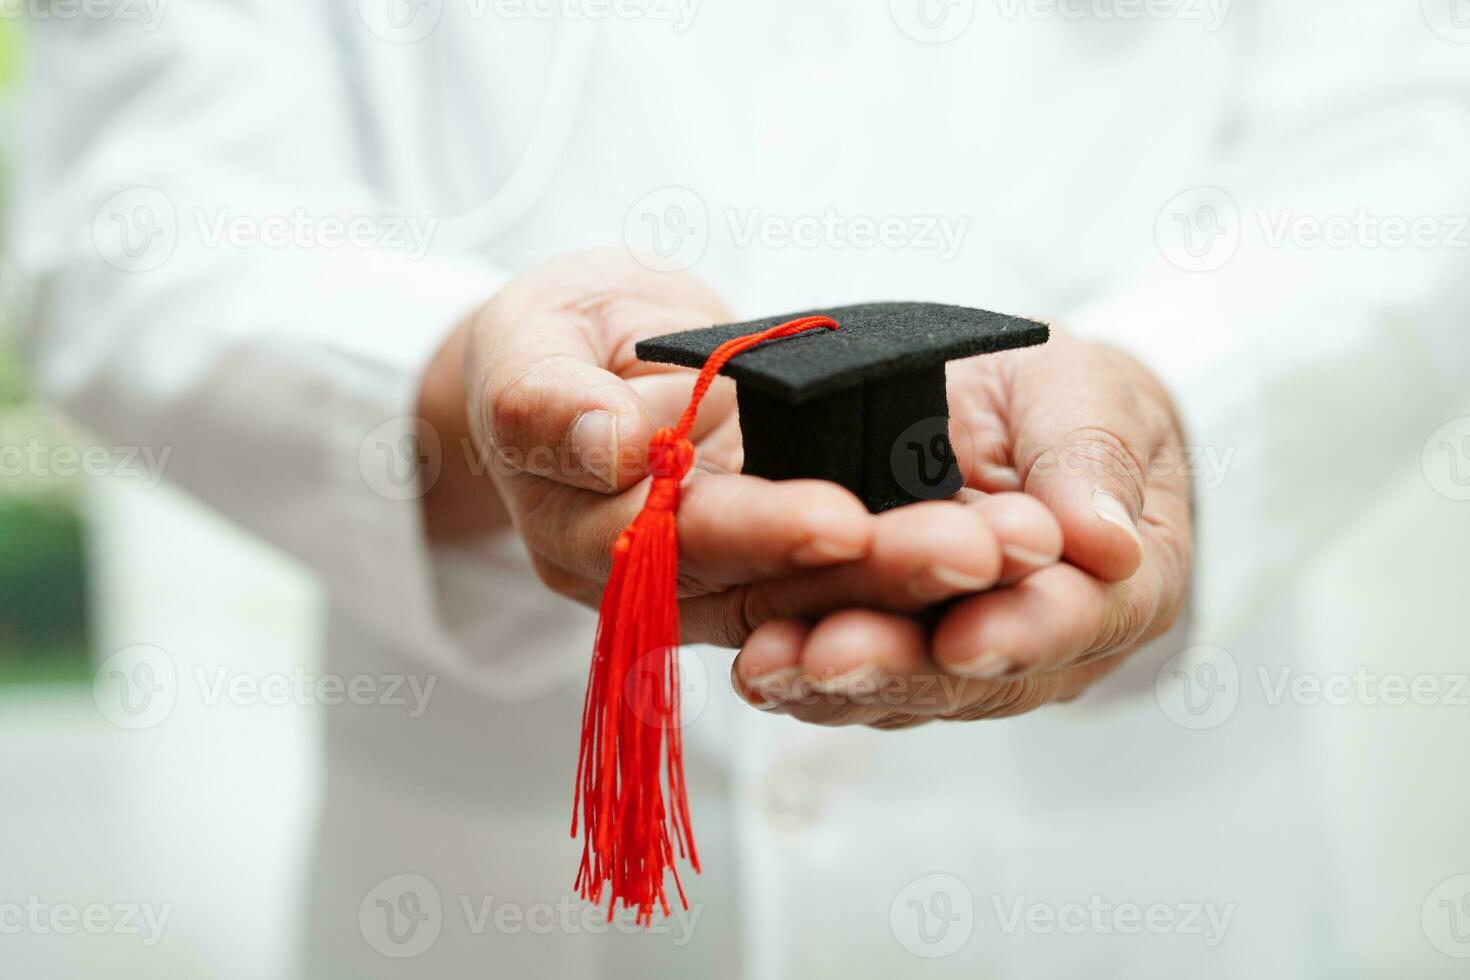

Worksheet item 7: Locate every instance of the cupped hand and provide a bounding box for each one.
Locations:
[729,329,1194,728]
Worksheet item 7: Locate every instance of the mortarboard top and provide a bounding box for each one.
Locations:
[636,302,1048,513]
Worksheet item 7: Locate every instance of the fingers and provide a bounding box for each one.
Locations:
[731,612,932,726]
[728,619,811,709]
[512,472,875,594]
[929,509,1186,681]
[730,610,1113,726]
[841,501,1005,604]
[765,461,1191,689]
[959,491,1063,583]
[792,610,930,694]
[681,492,1063,646]
[516,469,1063,633]
[1007,335,1178,583]
[784,499,1003,608]
[931,563,1125,679]
[468,253,732,494]
[677,476,874,585]
[679,498,1006,645]
[626,371,740,461]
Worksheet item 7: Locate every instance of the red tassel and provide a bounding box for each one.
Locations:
[572,314,840,924]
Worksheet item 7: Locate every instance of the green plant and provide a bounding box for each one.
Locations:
[0,497,91,684]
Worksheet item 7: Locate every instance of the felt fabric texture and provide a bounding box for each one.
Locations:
[634,301,1049,403]
[732,363,962,513]
[635,302,1048,512]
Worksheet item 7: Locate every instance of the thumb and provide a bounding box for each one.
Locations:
[466,289,656,495]
[1009,336,1173,582]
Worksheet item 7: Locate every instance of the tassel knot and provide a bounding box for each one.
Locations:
[645,428,694,511]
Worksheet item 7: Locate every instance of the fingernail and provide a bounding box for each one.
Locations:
[935,566,992,590]
[1001,545,1054,570]
[791,538,866,566]
[747,668,803,707]
[1091,490,1141,545]
[980,464,1023,491]
[811,664,882,697]
[951,651,1010,679]
[913,565,991,601]
[569,410,618,492]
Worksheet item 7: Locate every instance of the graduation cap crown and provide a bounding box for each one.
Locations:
[638,302,1049,511]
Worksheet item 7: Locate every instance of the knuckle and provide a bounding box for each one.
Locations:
[486,356,570,457]
[702,585,761,649]
[739,585,778,638]
[944,676,1049,722]
[1067,427,1147,488]
[485,369,533,444]
[1087,569,1161,658]
[1031,426,1148,505]
[987,676,1048,717]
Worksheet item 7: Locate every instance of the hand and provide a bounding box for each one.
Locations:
[729,329,1194,728]
[420,249,1064,634]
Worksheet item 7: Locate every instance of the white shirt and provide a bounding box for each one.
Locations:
[10,1,1470,976]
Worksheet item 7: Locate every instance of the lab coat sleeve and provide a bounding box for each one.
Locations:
[1068,0,1470,640]
[8,3,577,684]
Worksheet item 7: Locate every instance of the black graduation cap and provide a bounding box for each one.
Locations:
[635,302,1049,513]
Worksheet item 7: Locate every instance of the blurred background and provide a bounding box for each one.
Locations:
[0,20,320,978]
[3,9,1470,980]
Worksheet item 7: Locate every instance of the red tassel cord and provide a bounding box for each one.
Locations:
[572,314,840,924]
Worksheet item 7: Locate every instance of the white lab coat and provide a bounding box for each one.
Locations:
[10,1,1470,976]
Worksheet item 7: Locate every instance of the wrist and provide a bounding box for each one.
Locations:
[417,312,511,541]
